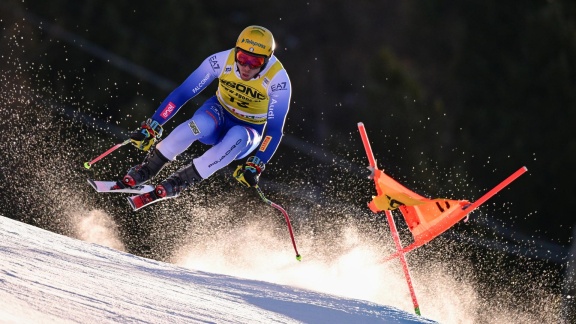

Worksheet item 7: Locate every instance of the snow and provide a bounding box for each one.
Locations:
[0,215,435,323]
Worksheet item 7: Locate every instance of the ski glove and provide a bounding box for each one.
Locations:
[130,118,163,151]
[233,156,265,187]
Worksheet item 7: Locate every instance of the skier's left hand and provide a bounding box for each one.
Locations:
[233,156,265,187]
[130,118,163,151]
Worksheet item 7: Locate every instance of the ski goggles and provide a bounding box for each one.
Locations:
[235,48,266,69]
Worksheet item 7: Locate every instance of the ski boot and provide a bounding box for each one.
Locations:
[154,163,203,198]
[128,163,203,210]
[113,149,169,190]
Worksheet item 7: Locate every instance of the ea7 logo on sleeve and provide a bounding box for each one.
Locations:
[259,136,272,152]
[271,82,287,91]
[160,102,176,120]
[209,55,220,72]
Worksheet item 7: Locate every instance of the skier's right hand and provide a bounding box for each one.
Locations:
[130,118,163,151]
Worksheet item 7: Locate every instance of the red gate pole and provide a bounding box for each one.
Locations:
[385,209,421,315]
[358,122,421,316]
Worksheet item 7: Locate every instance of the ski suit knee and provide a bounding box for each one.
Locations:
[156,96,262,179]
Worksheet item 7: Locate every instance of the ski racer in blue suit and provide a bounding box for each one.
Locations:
[114,25,291,200]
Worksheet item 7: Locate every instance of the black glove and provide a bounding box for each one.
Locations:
[233,156,265,187]
[130,118,163,151]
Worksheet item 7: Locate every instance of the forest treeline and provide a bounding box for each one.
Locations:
[3,0,576,244]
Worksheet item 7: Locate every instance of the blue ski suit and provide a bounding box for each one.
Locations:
[150,49,291,180]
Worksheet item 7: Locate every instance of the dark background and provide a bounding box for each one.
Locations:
[1,0,576,318]
[5,0,573,242]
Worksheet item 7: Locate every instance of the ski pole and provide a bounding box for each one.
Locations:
[255,185,301,261]
[84,139,131,169]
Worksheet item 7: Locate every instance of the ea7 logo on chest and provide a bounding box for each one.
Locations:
[220,80,265,100]
[271,82,287,91]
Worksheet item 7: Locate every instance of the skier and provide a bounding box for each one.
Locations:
[114,25,291,207]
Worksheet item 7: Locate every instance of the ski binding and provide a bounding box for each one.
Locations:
[88,179,154,194]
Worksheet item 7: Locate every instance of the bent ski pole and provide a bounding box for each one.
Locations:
[255,185,301,261]
[84,139,131,169]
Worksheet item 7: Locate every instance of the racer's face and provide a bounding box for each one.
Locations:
[237,63,260,81]
[235,48,266,81]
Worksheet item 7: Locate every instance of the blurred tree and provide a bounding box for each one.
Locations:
[5,0,576,244]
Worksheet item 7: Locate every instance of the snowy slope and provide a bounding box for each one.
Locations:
[0,216,436,323]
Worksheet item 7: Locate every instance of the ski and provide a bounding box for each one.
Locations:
[88,179,154,194]
[127,191,174,211]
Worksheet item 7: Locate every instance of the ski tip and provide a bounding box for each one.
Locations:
[87,179,97,190]
[127,197,139,211]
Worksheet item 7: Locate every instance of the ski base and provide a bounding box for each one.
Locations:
[88,179,154,194]
[127,191,174,211]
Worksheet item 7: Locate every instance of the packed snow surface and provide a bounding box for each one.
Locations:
[0,216,435,323]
